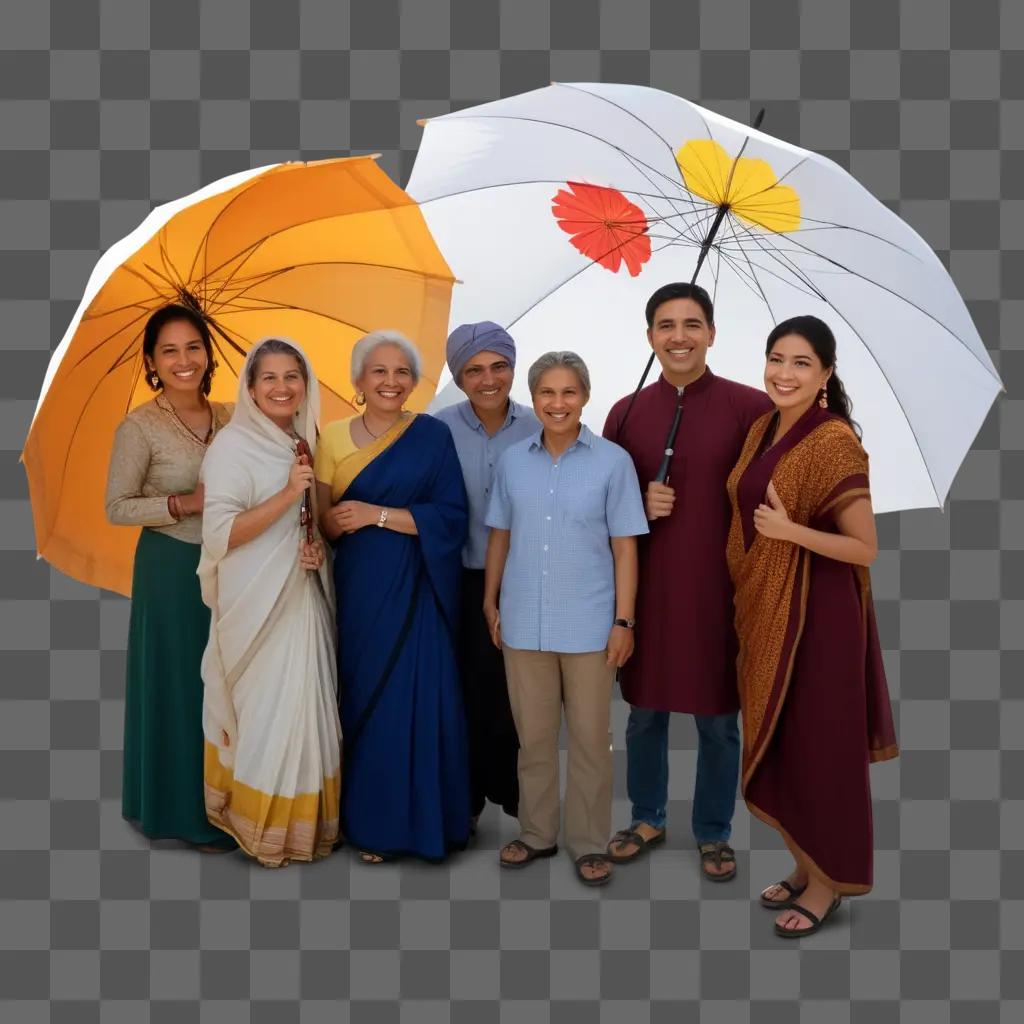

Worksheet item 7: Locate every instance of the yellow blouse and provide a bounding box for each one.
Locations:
[314,413,415,503]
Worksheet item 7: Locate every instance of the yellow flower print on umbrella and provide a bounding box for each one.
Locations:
[676,138,800,233]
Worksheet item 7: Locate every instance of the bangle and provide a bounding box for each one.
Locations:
[168,495,181,520]
[376,507,389,528]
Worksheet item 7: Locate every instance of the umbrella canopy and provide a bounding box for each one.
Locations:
[24,156,455,594]
[407,82,1003,513]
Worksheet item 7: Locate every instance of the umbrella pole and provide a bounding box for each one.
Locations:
[618,202,729,428]
[618,108,766,431]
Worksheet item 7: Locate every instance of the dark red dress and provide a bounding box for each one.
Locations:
[727,406,898,893]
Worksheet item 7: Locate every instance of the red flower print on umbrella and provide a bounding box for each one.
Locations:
[551,181,651,277]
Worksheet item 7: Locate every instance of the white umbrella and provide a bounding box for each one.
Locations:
[407,82,1003,513]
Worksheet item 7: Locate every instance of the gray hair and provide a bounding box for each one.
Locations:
[350,330,422,385]
[527,351,591,397]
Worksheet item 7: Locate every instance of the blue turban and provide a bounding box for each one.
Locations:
[445,322,517,383]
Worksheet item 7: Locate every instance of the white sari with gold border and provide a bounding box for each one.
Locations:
[198,339,341,866]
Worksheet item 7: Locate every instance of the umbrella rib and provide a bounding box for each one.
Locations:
[619,153,708,248]
[723,213,777,320]
[555,83,681,165]
[66,306,156,374]
[211,297,375,337]
[731,216,998,380]
[217,261,456,312]
[156,231,187,299]
[187,173,268,286]
[732,231,943,502]
[426,113,690,198]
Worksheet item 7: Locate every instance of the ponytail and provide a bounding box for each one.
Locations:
[825,370,860,438]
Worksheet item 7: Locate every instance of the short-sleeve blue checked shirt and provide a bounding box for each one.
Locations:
[485,425,649,653]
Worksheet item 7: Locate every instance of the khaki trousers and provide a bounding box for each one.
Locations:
[501,646,615,860]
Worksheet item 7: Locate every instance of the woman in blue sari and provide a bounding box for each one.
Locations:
[315,330,471,862]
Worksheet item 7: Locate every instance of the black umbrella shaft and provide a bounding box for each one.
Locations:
[654,399,683,483]
[619,203,730,429]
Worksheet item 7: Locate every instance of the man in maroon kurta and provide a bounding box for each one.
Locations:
[603,283,771,878]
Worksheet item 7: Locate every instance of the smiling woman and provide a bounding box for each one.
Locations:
[484,351,649,887]
[198,337,342,867]
[104,304,235,851]
[314,330,472,864]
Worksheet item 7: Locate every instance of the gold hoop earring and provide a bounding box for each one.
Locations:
[354,391,366,407]
[818,387,828,409]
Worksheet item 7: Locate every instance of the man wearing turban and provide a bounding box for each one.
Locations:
[435,323,539,833]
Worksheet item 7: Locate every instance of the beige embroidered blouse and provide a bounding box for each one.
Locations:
[105,396,233,545]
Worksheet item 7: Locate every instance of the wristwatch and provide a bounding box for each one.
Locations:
[376,507,389,528]
[613,617,635,628]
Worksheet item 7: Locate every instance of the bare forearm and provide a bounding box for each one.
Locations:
[382,507,418,535]
[227,488,297,550]
[611,536,638,619]
[785,522,876,566]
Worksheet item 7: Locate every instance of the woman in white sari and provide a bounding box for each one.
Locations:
[198,337,342,867]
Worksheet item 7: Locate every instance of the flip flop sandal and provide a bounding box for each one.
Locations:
[574,854,612,887]
[760,878,808,909]
[698,841,738,882]
[499,839,558,869]
[606,827,666,864]
[774,896,842,938]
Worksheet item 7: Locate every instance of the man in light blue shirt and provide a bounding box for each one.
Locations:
[434,322,539,831]
[484,351,648,887]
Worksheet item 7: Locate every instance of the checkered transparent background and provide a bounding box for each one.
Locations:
[1,1,1022,1020]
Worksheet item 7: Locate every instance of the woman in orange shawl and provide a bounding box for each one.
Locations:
[726,315,898,939]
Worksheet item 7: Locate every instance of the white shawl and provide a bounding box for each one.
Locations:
[197,338,331,766]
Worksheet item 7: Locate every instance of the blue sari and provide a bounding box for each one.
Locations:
[332,414,471,860]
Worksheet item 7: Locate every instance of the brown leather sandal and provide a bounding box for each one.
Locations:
[499,839,558,869]
[698,841,737,882]
[606,827,666,864]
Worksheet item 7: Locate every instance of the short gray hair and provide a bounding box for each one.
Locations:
[527,351,591,397]
[351,330,422,385]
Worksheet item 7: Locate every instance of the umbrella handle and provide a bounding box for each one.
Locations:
[653,402,684,484]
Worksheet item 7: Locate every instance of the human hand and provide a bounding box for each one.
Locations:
[753,480,793,541]
[299,538,325,571]
[645,481,676,520]
[606,625,634,667]
[330,500,380,534]
[483,602,502,649]
[285,454,315,499]
[175,482,205,516]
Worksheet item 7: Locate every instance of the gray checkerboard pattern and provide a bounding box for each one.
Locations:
[1,0,1021,1019]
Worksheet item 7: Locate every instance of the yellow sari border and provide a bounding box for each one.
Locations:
[204,741,340,867]
[330,412,417,502]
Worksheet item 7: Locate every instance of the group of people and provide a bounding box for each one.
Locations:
[105,281,897,939]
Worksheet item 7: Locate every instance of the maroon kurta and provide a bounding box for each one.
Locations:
[604,368,772,714]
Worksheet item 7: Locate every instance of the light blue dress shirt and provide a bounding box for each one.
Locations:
[485,425,649,654]
[434,399,539,569]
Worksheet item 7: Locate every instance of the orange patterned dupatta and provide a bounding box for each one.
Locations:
[726,408,898,795]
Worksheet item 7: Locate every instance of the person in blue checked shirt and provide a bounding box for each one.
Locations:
[434,323,539,833]
[483,351,648,887]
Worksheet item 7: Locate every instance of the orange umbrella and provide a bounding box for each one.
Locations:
[23,156,455,595]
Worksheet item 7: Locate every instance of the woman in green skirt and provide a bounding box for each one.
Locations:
[105,303,234,849]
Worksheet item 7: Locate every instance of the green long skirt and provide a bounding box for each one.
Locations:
[122,529,233,846]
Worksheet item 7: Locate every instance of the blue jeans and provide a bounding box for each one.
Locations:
[625,706,739,843]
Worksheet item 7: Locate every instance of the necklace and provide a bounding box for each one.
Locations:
[361,413,402,439]
[158,394,213,446]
